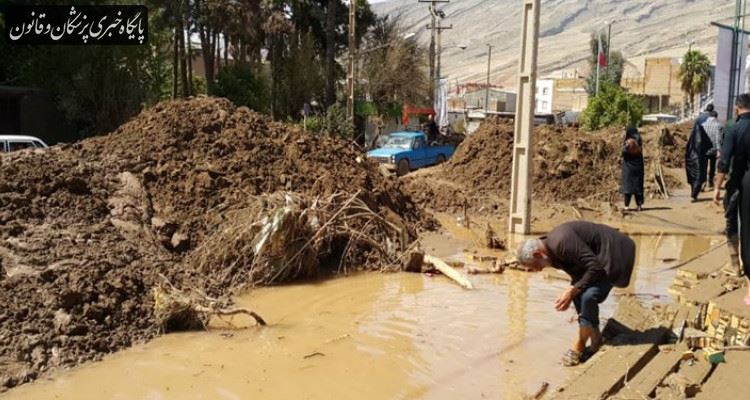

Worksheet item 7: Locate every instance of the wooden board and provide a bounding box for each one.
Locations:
[677,247,729,280]
[693,351,750,400]
[612,345,686,399]
[680,278,728,306]
[678,350,714,387]
[554,329,667,400]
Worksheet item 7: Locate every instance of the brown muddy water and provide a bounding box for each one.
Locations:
[3,234,719,400]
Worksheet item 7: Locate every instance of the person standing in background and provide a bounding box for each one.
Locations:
[686,104,715,201]
[703,110,724,190]
[621,127,645,211]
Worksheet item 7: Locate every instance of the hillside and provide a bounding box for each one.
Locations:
[372,0,736,87]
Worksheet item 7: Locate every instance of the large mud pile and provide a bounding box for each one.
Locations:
[658,122,690,169]
[403,118,684,213]
[0,97,429,390]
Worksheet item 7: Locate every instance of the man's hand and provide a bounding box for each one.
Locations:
[714,188,722,205]
[555,287,579,312]
[715,172,727,205]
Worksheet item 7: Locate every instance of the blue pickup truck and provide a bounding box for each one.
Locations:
[367,132,456,176]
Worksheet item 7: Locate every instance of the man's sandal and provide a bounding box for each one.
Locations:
[561,349,582,367]
[581,347,595,362]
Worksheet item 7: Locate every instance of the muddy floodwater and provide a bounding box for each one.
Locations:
[3,234,719,400]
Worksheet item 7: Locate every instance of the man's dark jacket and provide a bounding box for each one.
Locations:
[541,221,636,289]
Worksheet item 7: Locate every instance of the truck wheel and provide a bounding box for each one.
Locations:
[436,154,446,165]
[397,159,410,176]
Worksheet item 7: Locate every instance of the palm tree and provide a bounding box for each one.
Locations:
[679,49,712,114]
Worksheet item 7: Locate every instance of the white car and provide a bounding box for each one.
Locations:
[0,135,49,152]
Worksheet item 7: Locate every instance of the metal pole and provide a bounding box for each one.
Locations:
[728,0,742,121]
[606,22,612,65]
[509,0,540,235]
[485,44,493,112]
[347,0,356,127]
[429,8,436,103]
[596,49,600,96]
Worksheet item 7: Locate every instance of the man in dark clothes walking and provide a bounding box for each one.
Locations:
[516,221,636,366]
[686,104,715,201]
[714,94,750,302]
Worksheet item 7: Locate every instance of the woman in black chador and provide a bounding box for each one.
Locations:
[621,127,644,211]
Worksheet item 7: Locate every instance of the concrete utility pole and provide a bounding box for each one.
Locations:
[485,44,493,112]
[435,19,453,89]
[419,0,450,103]
[347,0,357,127]
[426,14,452,114]
[509,0,541,235]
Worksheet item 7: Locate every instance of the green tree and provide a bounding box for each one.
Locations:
[212,64,270,113]
[581,82,644,131]
[360,16,428,119]
[679,49,712,113]
[0,0,172,139]
[306,103,354,139]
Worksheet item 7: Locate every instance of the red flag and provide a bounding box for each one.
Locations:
[598,36,607,67]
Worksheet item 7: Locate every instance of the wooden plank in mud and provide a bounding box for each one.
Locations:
[554,329,667,400]
[693,351,750,400]
[612,345,686,400]
[676,248,729,281]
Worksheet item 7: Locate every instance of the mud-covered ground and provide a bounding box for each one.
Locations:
[0,98,695,391]
[402,118,689,215]
[0,97,430,390]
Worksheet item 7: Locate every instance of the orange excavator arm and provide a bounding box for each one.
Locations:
[402,105,436,127]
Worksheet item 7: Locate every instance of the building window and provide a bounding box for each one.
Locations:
[542,101,549,110]
[542,88,549,96]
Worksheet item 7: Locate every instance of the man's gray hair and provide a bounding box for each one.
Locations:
[517,239,543,265]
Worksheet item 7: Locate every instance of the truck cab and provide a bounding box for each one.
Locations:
[366,132,455,176]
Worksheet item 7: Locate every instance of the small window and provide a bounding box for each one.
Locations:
[9,141,35,151]
[542,88,549,95]
[33,140,45,148]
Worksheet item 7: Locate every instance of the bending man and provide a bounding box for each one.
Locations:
[517,221,635,366]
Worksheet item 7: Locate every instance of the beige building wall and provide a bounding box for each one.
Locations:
[624,57,684,106]
[643,57,684,104]
[552,78,588,112]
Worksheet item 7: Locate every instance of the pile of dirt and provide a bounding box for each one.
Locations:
[402,118,685,213]
[0,97,430,390]
[656,122,690,169]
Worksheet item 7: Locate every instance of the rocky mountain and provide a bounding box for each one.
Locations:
[371,0,737,87]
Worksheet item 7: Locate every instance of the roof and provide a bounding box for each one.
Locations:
[390,132,424,138]
[0,134,46,142]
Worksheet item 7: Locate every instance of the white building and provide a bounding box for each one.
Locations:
[535,79,554,114]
